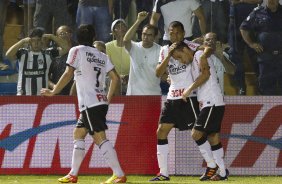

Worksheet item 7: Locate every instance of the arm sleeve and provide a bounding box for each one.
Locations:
[158,46,169,64]
[66,47,79,69]
[106,56,115,73]
[153,0,161,13]
[16,48,27,60]
[240,10,257,31]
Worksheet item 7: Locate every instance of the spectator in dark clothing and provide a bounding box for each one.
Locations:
[193,0,229,43]
[113,0,132,19]
[228,0,262,95]
[0,0,9,67]
[76,0,113,42]
[49,25,76,95]
[33,0,72,33]
[240,0,282,95]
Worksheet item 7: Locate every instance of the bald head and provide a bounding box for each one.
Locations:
[204,32,217,50]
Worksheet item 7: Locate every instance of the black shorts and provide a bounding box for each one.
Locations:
[159,97,199,131]
[76,105,108,135]
[194,105,225,134]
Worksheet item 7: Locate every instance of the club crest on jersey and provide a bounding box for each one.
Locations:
[38,59,44,65]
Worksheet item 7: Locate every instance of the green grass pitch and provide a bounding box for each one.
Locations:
[0,175,281,184]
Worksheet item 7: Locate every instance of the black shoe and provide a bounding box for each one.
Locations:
[200,166,218,181]
[149,173,170,181]
[210,169,229,181]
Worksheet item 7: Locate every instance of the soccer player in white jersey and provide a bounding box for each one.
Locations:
[150,21,201,181]
[193,32,236,93]
[41,25,127,184]
[123,11,161,95]
[171,41,229,181]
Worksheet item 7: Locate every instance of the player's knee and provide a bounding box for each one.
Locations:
[73,127,87,139]
[157,126,169,138]
[191,129,203,141]
[207,133,220,145]
[73,139,85,150]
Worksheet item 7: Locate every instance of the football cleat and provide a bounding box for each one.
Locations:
[149,173,170,181]
[210,169,229,181]
[200,166,218,181]
[58,174,78,183]
[100,174,127,184]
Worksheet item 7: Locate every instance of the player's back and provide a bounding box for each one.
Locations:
[67,45,114,110]
[192,50,224,108]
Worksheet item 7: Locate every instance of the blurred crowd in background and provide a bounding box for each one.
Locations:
[0,0,282,96]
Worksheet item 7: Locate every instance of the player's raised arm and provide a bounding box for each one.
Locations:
[123,11,148,51]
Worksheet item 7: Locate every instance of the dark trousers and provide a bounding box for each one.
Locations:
[258,56,282,95]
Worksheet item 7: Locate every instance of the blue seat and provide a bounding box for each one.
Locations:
[0,82,17,95]
[0,59,18,95]
[0,59,18,76]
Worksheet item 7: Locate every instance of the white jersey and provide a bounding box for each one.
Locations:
[191,50,225,109]
[126,41,161,95]
[159,41,199,100]
[67,45,114,111]
[210,55,225,93]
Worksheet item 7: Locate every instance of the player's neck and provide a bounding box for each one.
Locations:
[116,38,124,47]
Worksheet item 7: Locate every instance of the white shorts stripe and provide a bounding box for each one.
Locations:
[85,109,94,132]
[204,106,213,129]
[189,97,197,120]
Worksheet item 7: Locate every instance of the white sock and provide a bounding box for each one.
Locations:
[157,144,169,177]
[212,147,226,176]
[69,139,85,176]
[198,141,216,168]
[99,140,124,177]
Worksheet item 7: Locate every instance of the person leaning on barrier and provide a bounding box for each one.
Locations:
[240,0,282,95]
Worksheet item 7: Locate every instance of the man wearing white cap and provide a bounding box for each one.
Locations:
[106,19,131,95]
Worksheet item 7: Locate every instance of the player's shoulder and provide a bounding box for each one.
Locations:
[249,5,265,16]
[153,42,162,49]
[69,45,83,52]
[253,5,264,12]
[161,44,170,50]
[184,39,200,51]
[195,49,204,56]
[18,48,29,54]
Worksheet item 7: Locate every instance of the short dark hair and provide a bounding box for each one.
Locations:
[29,28,44,38]
[143,24,159,36]
[169,21,184,32]
[171,41,190,54]
[76,24,96,46]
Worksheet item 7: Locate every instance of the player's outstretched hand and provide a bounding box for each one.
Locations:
[40,88,54,96]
